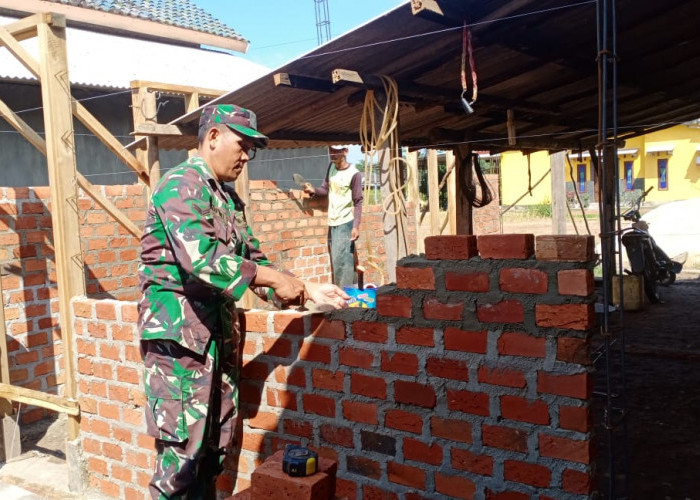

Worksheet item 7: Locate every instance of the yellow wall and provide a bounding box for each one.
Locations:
[501,124,700,206]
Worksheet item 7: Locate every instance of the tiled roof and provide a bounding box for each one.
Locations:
[43,0,246,42]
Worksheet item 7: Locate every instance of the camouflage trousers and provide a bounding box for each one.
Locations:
[142,333,239,500]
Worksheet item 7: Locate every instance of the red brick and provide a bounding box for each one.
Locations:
[387,461,426,489]
[273,311,305,335]
[396,266,435,290]
[320,424,354,448]
[335,478,357,500]
[536,303,594,331]
[425,235,478,260]
[310,318,346,340]
[403,438,442,465]
[352,321,388,343]
[348,455,381,480]
[504,460,551,488]
[482,424,528,453]
[287,367,306,387]
[500,395,550,425]
[499,268,548,294]
[396,326,434,347]
[435,472,476,500]
[477,300,524,324]
[351,373,387,399]
[342,401,378,425]
[478,234,534,259]
[339,346,374,369]
[538,371,591,399]
[362,485,398,499]
[312,369,344,392]
[562,468,593,494]
[498,331,546,358]
[395,381,436,408]
[535,235,595,262]
[431,416,472,443]
[559,405,590,432]
[241,360,270,381]
[263,337,291,358]
[283,419,313,439]
[423,296,464,321]
[298,341,331,363]
[539,434,591,464]
[444,271,490,292]
[446,389,490,416]
[381,351,418,375]
[451,448,494,476]
[557,337,590,364]
[558,269,594,296]
[377,294,412,318]
[427,357,468,381]
[385,409,423,434]
[302,394,335,417]
[444,328,488,354]
[478,365,526,388]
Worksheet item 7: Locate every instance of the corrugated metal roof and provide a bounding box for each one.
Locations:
[0,15,269,90]
[39,0,246,42]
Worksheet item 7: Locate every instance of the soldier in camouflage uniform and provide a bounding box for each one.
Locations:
[138,104,349,499]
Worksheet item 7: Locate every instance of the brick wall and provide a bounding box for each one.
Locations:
[71,234,596,499]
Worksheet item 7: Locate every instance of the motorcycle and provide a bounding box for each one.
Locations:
[619,186,685,303]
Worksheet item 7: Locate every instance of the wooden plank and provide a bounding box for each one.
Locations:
[131,86,162,191]
[273,73,340,93]
[454,145,473,234]
[550,151,567,234]
[0,25,41,78]
[379,148,397,282]
[427,149,440,236]
[446,150,457,235]
[76,174,141,238]
[0,383,79,416]
[131,80,225,99]
[38,17,85,440]
[133,122,196,137]
[2,12,62,41]
[72,101,150,184]
[0,97,47,154]
[0,266,15,416]
[405,150,422,253]
[184,91,200,158]
[331,68,364,86]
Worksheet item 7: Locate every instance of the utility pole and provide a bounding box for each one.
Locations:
[314,0,331,45]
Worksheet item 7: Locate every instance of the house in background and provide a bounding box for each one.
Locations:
[500,122,700,208]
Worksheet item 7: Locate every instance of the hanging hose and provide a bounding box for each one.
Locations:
[461,153,494,209]
[358,75,409,285]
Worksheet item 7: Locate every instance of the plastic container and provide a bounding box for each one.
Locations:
[343,284,377,308]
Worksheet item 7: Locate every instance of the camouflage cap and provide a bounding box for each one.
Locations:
[199,104,269,148]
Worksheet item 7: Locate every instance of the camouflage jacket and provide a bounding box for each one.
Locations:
[138,156,273,355]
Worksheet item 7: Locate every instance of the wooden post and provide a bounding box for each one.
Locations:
[550,150,567,234]
[184,91,200,158]
[446,150,457,235]
[131,85,161,192]
[379,148,398,282]
[405,150,422,253]
[454,145,473,234]
[427,149,440,236]
[38,16,85,441]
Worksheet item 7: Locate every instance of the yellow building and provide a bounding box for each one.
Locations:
[500,123,700,206]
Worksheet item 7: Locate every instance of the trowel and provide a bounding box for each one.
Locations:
[292,173,308,188]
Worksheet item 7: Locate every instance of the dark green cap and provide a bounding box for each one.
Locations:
[199,104,269,148]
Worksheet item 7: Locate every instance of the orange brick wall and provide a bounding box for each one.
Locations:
[71,234,596,499]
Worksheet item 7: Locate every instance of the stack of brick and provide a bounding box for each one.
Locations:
[71,232,597,499]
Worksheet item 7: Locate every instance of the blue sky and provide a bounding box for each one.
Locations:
[192,0,407,68]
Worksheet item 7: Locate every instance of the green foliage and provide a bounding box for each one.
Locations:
[525,200,552,218]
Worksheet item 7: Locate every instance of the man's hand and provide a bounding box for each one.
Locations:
[350,227,360,241]
[303,183,316,195]
[305,282,350,309]
[254,266,306,304]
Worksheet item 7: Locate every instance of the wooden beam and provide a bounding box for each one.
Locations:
[38,16,85,440]
[72,101,150,184]
[427,149,440,236]
[130,80,225,99]
[405,150,422,254]
[446,150,457,235]
[0,268,14,416]
[131,85,162,191]
[550,151,567,234]
[76,174,141,238]
[1,0,248,52]
[1,12,59,41]
[454,144,473,234]
[0,97,47,154]
[0,383,79,416]
[133,122,197,137]
[0,24,41,78]
[273,73,340,93]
